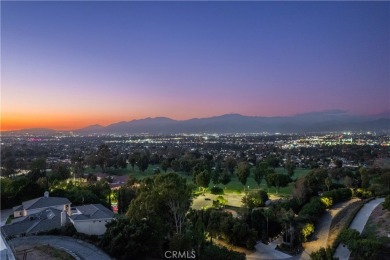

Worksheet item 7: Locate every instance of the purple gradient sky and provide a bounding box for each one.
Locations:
[1,1,389,130]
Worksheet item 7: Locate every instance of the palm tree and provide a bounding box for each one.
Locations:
[280,208,296,249]
[263,208,273,242]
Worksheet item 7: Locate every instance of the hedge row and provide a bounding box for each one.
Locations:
[322,188,352,204]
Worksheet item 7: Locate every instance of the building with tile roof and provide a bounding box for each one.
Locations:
[69,204,115,235]
[2,208,70,238]
[13,192,71,218]
[3,193,114,237]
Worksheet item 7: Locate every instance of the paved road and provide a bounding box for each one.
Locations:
[333,198,385,260]
[247,241,291,260]
[301,199,359,259]
[9,235,111,260]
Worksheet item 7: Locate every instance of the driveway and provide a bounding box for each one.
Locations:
[247,241,291,260]
[301,199,359,258]
[333,198,385,260]
[9,235,111,260]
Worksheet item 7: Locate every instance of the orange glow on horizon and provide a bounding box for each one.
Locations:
[1,112,130,131]
[1,109,305,131]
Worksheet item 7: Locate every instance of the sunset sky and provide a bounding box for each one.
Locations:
[1,1,389,131]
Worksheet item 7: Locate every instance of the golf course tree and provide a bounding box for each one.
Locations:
[137,152,149,172]
[128,151,140,170]
[30,157,47,181]
[219,167,231,187]
[211,162,222,185]
[193,162,211,188]
[127,173,193,236]
[2,156,17,178]
[253,161,267,187]
[242,190,269,210]
[195,170,211,192]
[224,156,237,175]
[266,172,291,193]
[295,168,328,202]
[161,159,170,173]
[285,157,296,177]
[96,144,111,172]
[266,156,280,169]
[236,161,251,188]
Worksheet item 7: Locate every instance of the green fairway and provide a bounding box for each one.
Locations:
[85,164,310,196]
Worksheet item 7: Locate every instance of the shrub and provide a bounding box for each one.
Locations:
[210,186,224,195]
[321,197,333,208]
[299,197,326,220]
[354,188,372,199]
[310,246,335,260]
[322,188,352,204]
[242,190,269,209]
[300,223,314,242]
[383,194,390,211]
[200,244,245,260]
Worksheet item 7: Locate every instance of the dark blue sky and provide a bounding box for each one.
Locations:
[2,1,389,130]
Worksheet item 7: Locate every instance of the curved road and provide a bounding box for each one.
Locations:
[9,235,111,260]
[300,198,359,259]
[333,198,385,260]
[246,199,359,260]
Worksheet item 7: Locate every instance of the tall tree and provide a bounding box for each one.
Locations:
[161,159,170,173]
[137,153,149,172]
[127,173,193,235]
[253,162,267,187]
[96,144,111,172]
[242,190,269,209]
[266,156,280,169]
[71,152,85,176]
[3,157,17,178]
[195,170,211,191]
[360,168,370,189]
[212,163,222,185]
[285,158,295,177]
[224,157,237,175]
[219,168,231,187]
[237,162,251,188]
[325,177,332,191]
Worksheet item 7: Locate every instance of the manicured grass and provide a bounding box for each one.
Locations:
[85,165,310,196]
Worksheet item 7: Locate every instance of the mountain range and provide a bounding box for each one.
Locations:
[3,110,389,135]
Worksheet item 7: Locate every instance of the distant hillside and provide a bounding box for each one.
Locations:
[2,112,389,135]
[74,113,390,134]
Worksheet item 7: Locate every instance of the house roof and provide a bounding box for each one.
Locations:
[1,208,69,237]
[22,197,71,210]
[12,205,23,211]
[70,204,114,221]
